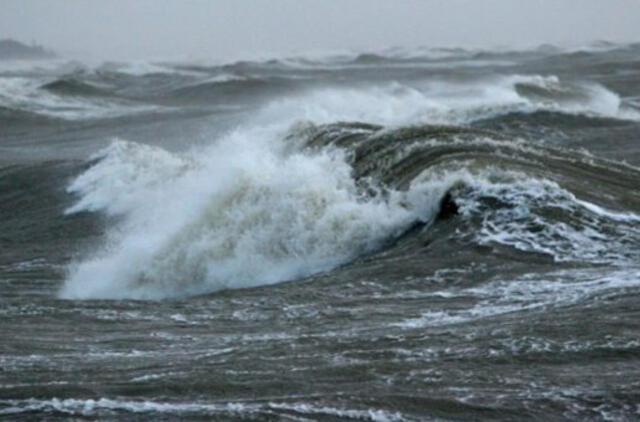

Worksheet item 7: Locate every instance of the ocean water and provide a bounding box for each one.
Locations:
[2,44,640,421]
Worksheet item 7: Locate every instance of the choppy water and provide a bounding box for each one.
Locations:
[2,43,640,421]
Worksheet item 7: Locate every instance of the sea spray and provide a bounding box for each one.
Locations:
[62,126,441,299]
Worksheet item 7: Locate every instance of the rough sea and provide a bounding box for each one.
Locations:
[2,43,640,421]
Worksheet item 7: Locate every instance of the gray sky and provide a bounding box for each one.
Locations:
[2,0,639,60]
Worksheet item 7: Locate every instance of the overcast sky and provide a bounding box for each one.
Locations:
[2,0,639,60]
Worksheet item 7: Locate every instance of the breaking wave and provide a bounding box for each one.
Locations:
[61,79,640,299]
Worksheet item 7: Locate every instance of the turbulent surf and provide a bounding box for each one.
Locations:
[3,43,640,420]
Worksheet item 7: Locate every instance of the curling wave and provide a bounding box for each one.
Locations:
[61,81,640,299]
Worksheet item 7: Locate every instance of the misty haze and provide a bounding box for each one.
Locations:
[2,1,640,420]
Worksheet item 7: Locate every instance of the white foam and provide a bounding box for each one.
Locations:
[574,198,640,223]
[423,74,639,122]
[508,74,639,119]
[441,172,640,264]
[64,140,194,216]
[396,268,640,329]
[0,398,415,421]
[258,76,638,129]
[0,398,257,416]
[62,122,444,299]
[268,402,407,422]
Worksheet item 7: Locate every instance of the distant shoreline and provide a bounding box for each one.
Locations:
[0,38,56,60]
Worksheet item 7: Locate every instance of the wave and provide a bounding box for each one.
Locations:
[257,76,638,126]
[156,42,639,70]
[59,78,640,299]
[161,75,296,105]
[510,76,636,118]
[41,78,113,98]
[4,49,637,123]
[61,128,640,300]
[0,76,166,120]
[61,136,431,299]
[303,122,640,262]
